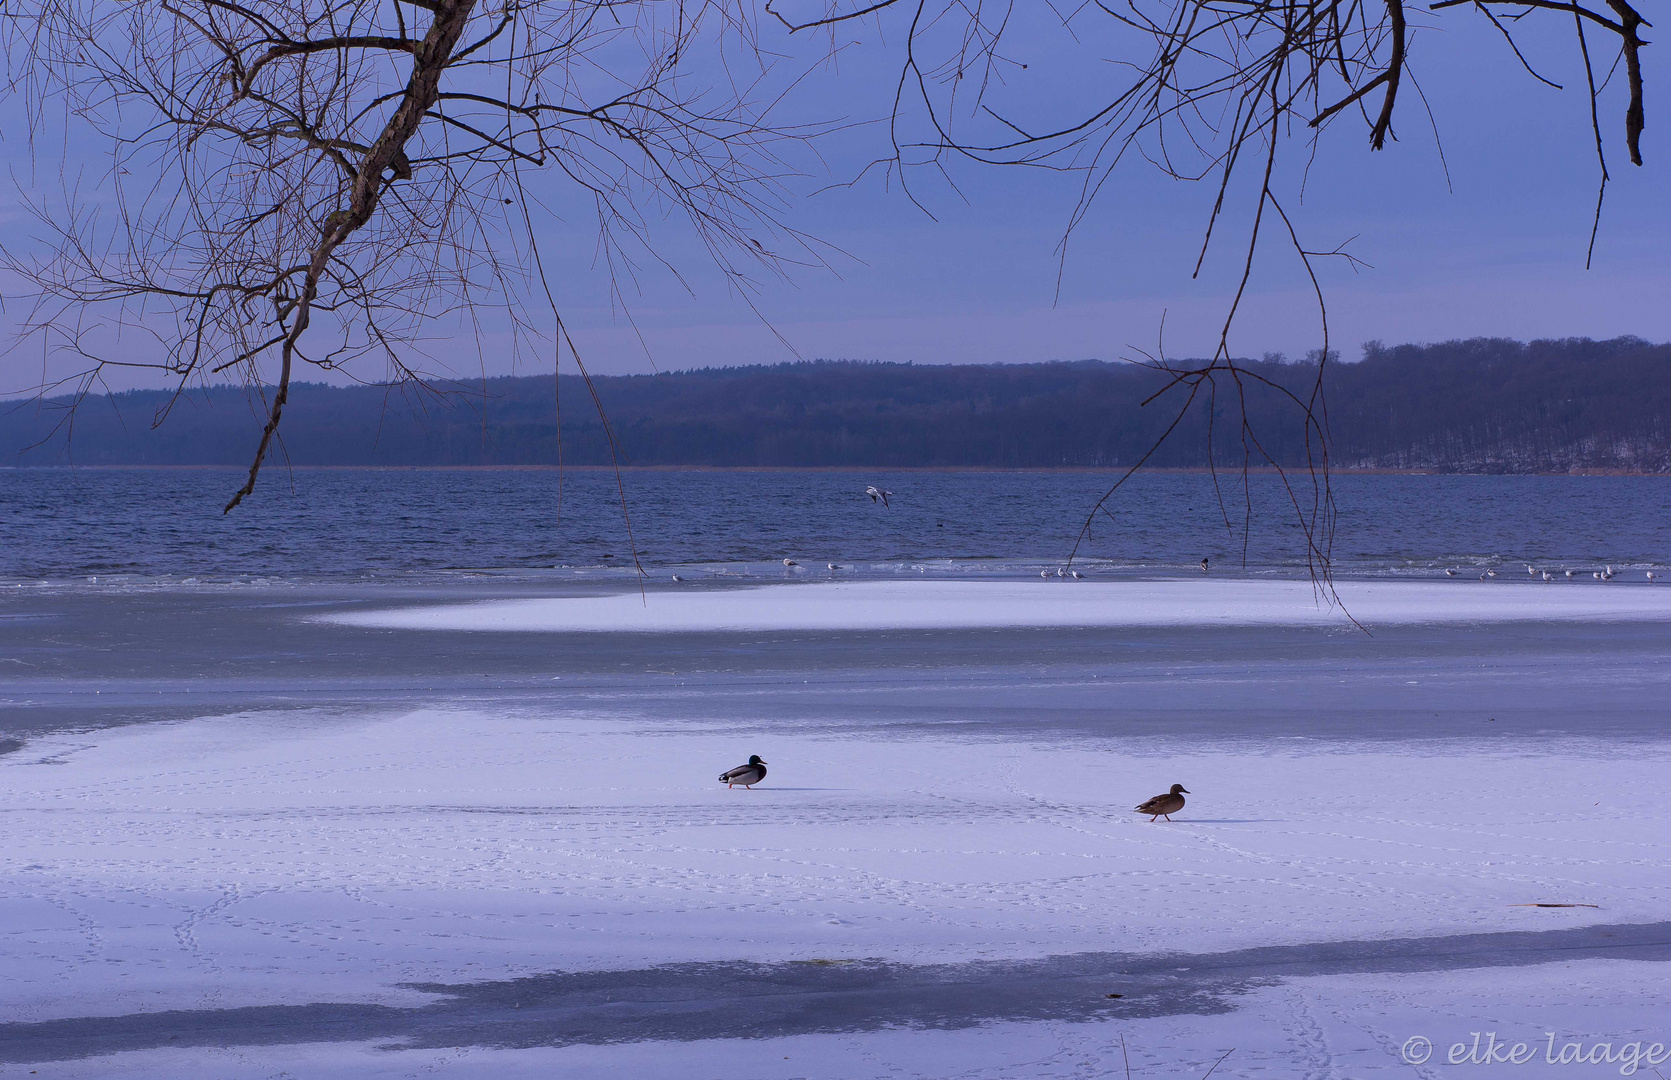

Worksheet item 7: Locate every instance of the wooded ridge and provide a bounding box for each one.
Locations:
[3,337,1666,473]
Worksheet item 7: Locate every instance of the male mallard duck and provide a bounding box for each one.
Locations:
[1135,783,1189,821]
[720,755,768,789]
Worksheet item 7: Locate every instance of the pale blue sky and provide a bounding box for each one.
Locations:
[537,5,1670,375]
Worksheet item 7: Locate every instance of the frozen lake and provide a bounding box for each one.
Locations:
[2,577,1669,1077]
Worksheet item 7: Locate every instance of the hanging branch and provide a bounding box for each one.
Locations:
[767,0,1649,588]
[2,0,827,512]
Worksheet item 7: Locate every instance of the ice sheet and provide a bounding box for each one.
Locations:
[14,958,1667,1079]
[4,709,1667,1016]
[6,577,1669,1077]
[321,577,1671,633]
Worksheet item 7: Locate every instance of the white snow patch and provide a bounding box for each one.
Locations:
[319,578,1671,633]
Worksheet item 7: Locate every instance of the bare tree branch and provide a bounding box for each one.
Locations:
[3,0,826,517]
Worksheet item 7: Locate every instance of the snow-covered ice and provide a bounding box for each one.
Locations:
[322,577,1671,633]
[2,578,1668,1077]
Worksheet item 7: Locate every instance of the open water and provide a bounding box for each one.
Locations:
[1,467,1666,585]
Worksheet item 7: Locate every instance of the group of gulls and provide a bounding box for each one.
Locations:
[1445,564,1659,582]
[673,487,888,583]
[784,558,848,571]
[694,484,1665,587]
[679,486,1193,582]
[719,755,1192,822]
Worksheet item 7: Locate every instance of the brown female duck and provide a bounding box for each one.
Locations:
[1135,783,1189,822]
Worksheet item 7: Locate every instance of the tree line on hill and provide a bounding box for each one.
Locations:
[2,337,1666,473]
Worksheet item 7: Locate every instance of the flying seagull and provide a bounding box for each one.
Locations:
[1445,569,1457,577]
[783,558,799,568]
[865,486,892,507]
[1135,784,1189,822]
[671,574,684,583]
[719,755,768,790]
[828,563,843,571]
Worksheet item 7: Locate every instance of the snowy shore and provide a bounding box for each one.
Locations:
[2,577,1668,1077]
[322,576,1671,633]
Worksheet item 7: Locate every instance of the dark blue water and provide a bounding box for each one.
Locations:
[1,467,1666,583]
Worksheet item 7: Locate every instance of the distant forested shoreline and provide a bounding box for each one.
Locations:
[3,337,1667,473]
